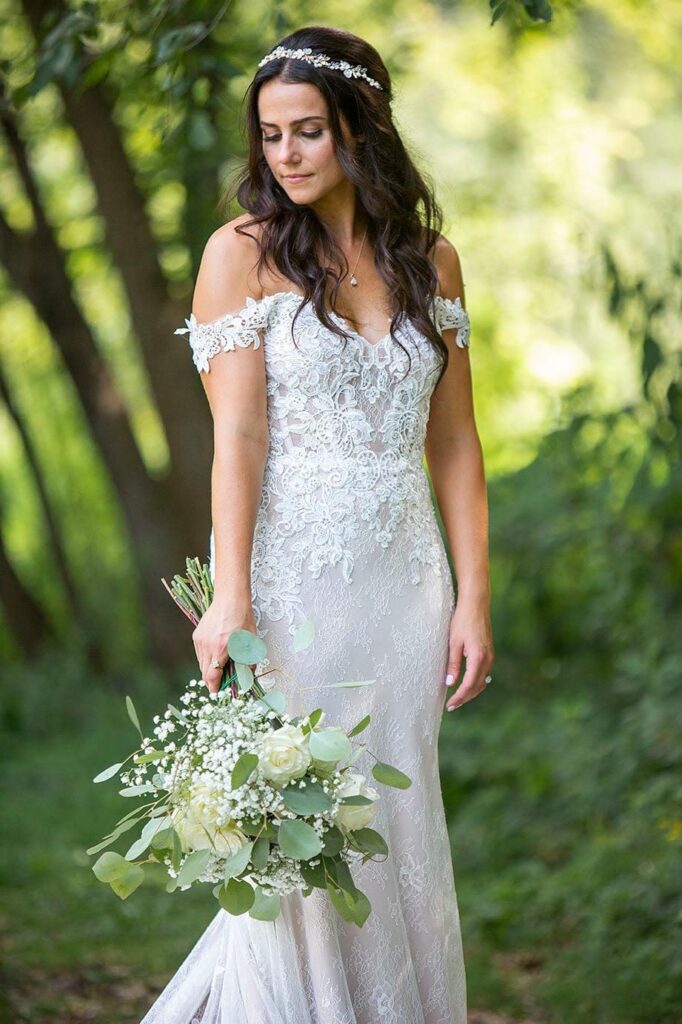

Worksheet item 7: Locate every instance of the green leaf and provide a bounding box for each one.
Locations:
[339,794,374,805]
[371,761,412,789]
[92,762,123,783]
[125,695,142,736]
[92,851,130,882]
[168,704,189,726]
[133,750,167,765]
[309,728,352,764]
[319,825,344,857]
[231,752,259,789]
[86,818,141,856]
[291,617,315,652]
[110,864,145,900]
[223,840,254,880]
[349,827,388,856]
[249,886,281,921]
[251,835,270,870]
[218,877,255,915]
[348,714,371,737]
[307,708,324,730]
[255,690,287,715]
[150,827,177,852]
[227,629,267,665]
[236,661,254,694]
[326,878,356,923]
[281,780,332,815]
[277,819,323,860]
[171,830,182,871]
[176,848,210,887]
[118,784,157,797]
[125,817,172,861]
[166,875,179,893]
[300,859,326,889]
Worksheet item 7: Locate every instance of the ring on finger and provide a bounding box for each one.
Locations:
[211,658,223,670]
[484,675,493,685]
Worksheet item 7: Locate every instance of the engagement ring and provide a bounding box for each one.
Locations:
[484,675,493,685]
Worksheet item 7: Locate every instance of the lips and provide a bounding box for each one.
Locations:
[284,174,312,182]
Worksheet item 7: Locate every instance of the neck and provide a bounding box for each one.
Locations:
[310,181,366,248]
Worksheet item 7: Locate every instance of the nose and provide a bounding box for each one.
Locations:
[277,133,301,168]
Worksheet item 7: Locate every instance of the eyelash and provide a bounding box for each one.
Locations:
[262,130,323,143]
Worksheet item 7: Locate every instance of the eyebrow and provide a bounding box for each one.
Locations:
[259,115,327,128]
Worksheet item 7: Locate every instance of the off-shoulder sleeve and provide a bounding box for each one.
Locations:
[174,294,272,373]
[432,294,471,349]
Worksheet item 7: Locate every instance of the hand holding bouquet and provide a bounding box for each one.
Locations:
[87,558,411,928]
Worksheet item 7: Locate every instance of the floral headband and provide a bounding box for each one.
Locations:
[258,46,384,92]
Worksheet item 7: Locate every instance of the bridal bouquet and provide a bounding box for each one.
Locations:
[87,557,411,928]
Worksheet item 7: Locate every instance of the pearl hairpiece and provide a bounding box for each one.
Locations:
[258,46,384,91]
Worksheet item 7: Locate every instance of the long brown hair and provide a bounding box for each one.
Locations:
[220,25,450,384]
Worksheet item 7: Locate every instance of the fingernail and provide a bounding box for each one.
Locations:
[447,705,456,712]
[445,674,453,687]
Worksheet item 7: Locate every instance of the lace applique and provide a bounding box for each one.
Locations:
[432,294,470,349]
[174,294,277,373]
[182,291,468,637]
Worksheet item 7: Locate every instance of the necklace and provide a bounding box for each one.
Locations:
[348,224,368,287]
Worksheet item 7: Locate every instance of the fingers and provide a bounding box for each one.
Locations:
[444,640,463,690]
[198,652,228,695]
[445,644,494,711]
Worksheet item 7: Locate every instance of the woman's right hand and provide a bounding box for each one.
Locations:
[192,600,259,695]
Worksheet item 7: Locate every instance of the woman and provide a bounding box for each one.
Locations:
[143,23,494,1024]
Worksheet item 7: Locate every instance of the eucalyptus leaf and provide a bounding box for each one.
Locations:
[86,817,141,856]
[319,825,344,857]
[231,753,259,790]
[236,661,254,694]
[251,835,270,870]
[92,762,123,783]
[118,784,157,797]
[281,780,332,815]
[176,848,210,887]
[125,695,142,736]
[339,794,374,805]
[348,714,371,737]
[291,616,315,652]
[133,750,166,765]
[256,690,287,715]
[227,629,267,665]
[326,879,355,923]
[110,863,145,900]
[168,704,189,726]
[218,877,255,915]
[371,761,412,790]
[223,840,254,880]
[92,851,130,882]
[300,859,326,889]
[309,728,352,764]
[249,886,281,921]
[278,819,323,860]
[349,827,388,856]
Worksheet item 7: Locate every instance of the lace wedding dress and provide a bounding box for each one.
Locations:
[141,289,471,1024]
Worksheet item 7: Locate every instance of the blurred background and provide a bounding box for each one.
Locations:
[1,0,680,1021]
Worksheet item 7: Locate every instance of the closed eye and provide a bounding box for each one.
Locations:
[262,130,323,143]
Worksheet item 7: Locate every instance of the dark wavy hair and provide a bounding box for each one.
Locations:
[220,25,450,384]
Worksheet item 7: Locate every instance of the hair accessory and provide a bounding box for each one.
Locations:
[258,46,384,91]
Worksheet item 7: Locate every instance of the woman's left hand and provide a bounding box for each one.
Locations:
[444,599,495,711]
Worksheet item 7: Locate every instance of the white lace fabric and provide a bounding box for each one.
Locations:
[142,291,470,1023]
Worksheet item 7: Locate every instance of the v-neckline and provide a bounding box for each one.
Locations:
[265,290,394,349]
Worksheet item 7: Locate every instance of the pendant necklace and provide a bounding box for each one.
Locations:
[349,224,368,286]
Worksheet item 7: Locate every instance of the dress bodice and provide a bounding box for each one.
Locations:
[175,290,470,635]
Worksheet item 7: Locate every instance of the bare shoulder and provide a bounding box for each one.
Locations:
[430,233,466,306]
[193,215,265,320]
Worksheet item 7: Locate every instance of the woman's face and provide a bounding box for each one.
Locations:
[257,79,358,205]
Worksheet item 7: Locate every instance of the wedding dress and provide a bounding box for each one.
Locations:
[141,288,471,1024]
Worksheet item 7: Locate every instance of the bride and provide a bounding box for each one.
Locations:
[143,23,494,1024]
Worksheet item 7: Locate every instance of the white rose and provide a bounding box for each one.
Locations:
[187,779,221,827]
[211,821,249,856]
[257,723,311,785]
[333,771,379,831]
[173,807,247,855]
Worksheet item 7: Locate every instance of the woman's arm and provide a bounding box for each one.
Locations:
[190,221,269,692]
[425,237,495,711]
